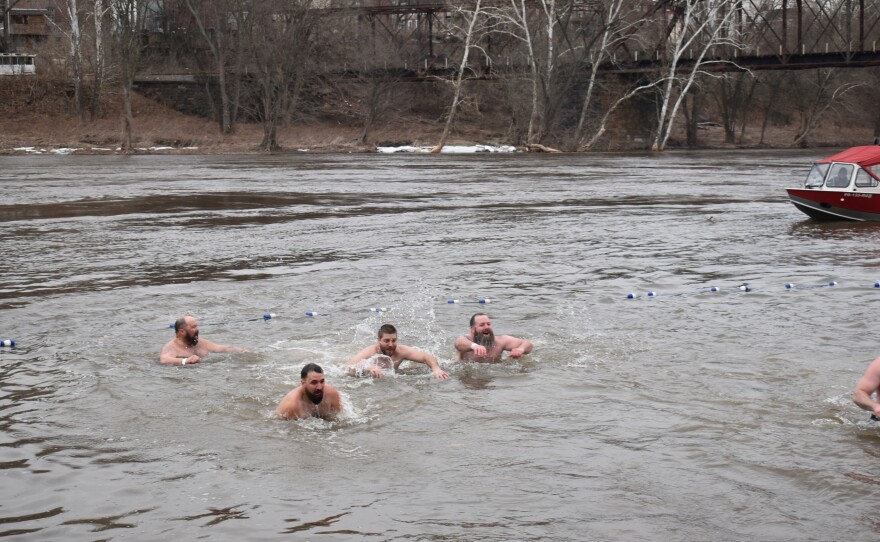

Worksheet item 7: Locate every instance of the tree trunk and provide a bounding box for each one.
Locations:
[737,76,759,144]
[90,0,105,120]
[121,80,134,152]
[184,0,236,135]
[260,119,278,152]
[758,77,781,146]
[431,0,481,154]
[574,61,601,149]
[358,81,380,145]
[685,89,699,147]
[652,0,737,151]
[113,0,145,152]
[67,0,84,120]
[573,0,626,149]
[579,79,660,151]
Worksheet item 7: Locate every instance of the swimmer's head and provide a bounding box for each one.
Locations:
[301,363,325,404]
[175,316,200,346]
[470,313,495,348]
[377,324,397,356]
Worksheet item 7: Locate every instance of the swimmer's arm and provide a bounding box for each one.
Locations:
[276,391,304,420]
[398,345,449,379]
[201,339,250,353]
[853,358,880,415]
[326,387,343,416]
[506,336,533,358]
[344,346,383,377]
[455,335,486,356]
[159,343,197,365]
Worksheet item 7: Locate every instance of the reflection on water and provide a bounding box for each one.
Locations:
[788,218,880,240]
[457,366,496,390]
[1,151,879,540]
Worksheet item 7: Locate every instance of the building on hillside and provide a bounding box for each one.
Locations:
[1,0,58,53]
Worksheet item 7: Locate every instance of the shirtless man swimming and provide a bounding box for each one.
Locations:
[159,315,249,366]
[344,324,449,379]
[853,356,880,419]
[454,313,533,363]
[276,363,343,420]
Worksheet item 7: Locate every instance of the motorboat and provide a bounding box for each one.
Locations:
[787,146,880,221]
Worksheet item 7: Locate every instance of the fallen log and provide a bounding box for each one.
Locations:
[527,143,562,153]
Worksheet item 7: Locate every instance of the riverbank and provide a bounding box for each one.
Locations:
[0,111,513,155]
[0,82,874,154]
[0,83,518,155]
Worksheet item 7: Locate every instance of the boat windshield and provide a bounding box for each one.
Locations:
[856,168,880,187]
[826,164,854,188]
[804,164,829,187]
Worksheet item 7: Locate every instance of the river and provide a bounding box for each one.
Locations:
[1,150,879,540]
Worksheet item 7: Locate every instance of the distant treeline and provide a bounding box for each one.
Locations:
[8,0,880,151]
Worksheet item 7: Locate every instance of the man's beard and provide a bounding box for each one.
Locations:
[380,344,396,357]
[305,388,323,405]
[185,331,199,347]
[474,330,495,349]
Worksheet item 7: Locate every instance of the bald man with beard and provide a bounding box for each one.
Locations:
[159,315,249,366]
[454,313,533,363]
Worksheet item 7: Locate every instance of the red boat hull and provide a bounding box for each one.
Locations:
[787,188,880,221]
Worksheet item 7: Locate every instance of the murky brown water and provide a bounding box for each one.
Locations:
[2,150,880,540]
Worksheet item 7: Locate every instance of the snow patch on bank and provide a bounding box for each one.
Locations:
[11,145,200,154]
[377,144,518,154]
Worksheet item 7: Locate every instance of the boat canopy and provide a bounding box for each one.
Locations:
[817,146,880,167]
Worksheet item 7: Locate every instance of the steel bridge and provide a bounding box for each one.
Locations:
[136,0,880,85]
[326,0,880,73]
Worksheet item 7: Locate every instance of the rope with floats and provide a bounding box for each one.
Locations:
[627,284,751,299]
[622,280,879,299]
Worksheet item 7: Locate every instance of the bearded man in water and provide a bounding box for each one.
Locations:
[158,315,249,366]
[454,313,533,363]
[344,323,449,379]
[276,363,343,420]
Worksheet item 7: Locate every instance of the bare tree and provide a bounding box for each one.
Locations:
[791,69,861,147]
[483,0,543,144]
[578,77,660,151]
[754,72,784,146]
[651,0,739,151]
[531,0,557,144]
[431,0,483,154]
[183,0,244,134]
[111,0,147,152]
[63,0,86,119]
[572,0,654,150]
[54,0,112,121]
[318,11,403,146]
[242,0,316,152]
[90,0,110,119]
[711,71,758,144]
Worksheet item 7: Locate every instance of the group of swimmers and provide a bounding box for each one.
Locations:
[159,313,534,420]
